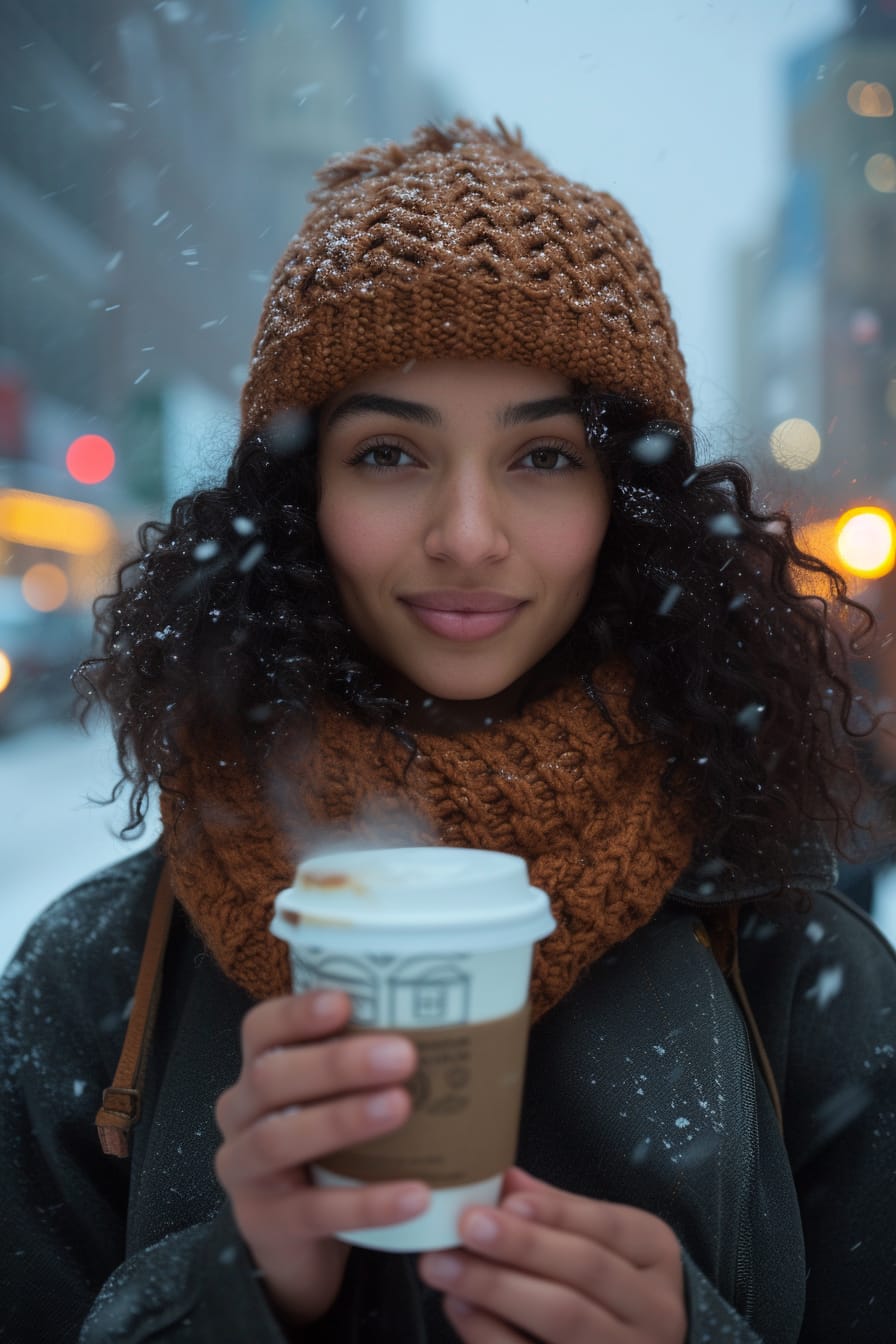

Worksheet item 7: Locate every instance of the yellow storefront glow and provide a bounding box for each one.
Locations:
[0,490,114,556]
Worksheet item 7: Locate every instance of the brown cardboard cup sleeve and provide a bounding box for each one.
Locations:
[318,1002,531,1189]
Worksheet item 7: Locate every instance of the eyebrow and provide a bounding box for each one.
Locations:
[322,392,582,432]
[324,394,440,431]
[499,395,582,427]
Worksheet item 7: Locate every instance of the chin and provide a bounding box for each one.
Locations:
[404,666,527,703]
[417,683,513,703]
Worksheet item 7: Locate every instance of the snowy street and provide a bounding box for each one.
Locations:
[0,719,161,969]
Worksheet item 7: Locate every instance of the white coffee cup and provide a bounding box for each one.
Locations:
[270,846,555,1252]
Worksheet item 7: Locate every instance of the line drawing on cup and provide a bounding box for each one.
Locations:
[287,948,472,1026]
[288,950,380,1023]
[387,956,471,1026]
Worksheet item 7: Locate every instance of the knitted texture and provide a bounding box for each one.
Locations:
[240,118,692,435]
[162,663,695,1023]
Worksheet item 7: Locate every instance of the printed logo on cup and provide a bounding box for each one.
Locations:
[289,949,473,1027]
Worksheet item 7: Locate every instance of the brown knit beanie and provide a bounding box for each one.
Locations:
[240,117,692,434]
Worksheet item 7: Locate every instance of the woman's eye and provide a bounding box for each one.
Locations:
[519,445,582,471]
[352,442,414,469]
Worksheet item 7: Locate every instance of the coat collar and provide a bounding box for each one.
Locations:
[669,823,838,906]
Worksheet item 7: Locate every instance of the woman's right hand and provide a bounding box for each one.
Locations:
[214,989,428,1331]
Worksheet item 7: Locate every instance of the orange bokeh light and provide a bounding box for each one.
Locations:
[65,434,116,484]
[835,507,896,579]
[21,562,69,612]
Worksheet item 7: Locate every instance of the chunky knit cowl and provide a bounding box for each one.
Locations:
[162,661,695,1023]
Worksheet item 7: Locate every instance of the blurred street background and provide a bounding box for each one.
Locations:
[2,0,896,965]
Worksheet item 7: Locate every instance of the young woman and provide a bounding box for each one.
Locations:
[2,119,894,1344]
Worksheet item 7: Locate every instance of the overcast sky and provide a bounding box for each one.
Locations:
[406,0,847,443]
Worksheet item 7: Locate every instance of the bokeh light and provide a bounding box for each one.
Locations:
[0,489,114,555]
[769,418,821,470]
[0,650,11,694]
[847,80,894,116]
[21,563,69,612]
[865,153,896,193]
[850,307,881,344]
[835,508,896,579]
[65,434,116,484]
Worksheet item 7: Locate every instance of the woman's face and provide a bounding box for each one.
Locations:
[317,359,611,709]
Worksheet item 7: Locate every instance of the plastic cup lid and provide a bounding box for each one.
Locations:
[270,846,556,951]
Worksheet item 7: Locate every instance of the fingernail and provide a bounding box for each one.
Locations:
[425,1253,462,1282]
[367,1039,413,1071]
[465,1211,498,1243]
[445,1296,473,1316]
[312,991,344,1017]
[396,1186,429,1216]
[365,1090,400,1121]
[502,1196,536,1219]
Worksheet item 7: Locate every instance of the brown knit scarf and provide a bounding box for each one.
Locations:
[162,662,696,1024]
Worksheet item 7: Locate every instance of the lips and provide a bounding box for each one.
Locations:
[400,591,527,642]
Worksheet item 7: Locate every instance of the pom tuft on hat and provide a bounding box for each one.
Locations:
[240,117,692,435]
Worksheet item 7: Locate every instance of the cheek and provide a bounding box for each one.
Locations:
[317,495,404,581]
[529,503,610,584]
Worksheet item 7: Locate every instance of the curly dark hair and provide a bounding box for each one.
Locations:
[75,390,887,883]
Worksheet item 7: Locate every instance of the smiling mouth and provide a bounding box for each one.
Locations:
[400,599,526,642]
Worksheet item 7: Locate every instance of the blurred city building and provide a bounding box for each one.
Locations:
[736,0,896,908]
[0,0,449,728]
[736,0,895,508]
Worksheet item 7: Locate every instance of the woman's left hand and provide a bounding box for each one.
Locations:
[417,1166,687,1343]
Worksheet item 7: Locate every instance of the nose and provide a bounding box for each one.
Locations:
[422,469,511,567]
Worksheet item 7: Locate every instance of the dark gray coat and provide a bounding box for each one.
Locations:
[1,844,894,1342]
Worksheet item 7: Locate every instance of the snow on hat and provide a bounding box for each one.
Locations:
[240,117,692,434]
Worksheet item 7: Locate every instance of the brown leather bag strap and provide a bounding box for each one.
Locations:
[704,904,784,1134]
[95,862,175,1157]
